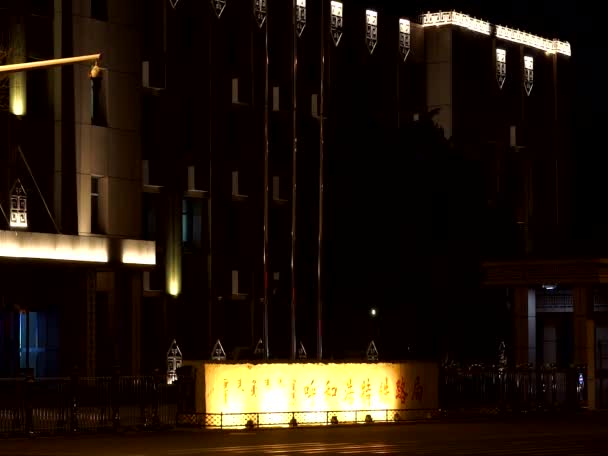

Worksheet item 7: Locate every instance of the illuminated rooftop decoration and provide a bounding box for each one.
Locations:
[296,0,306,37]
[524,55,534,96]
[420,11,571,57]
[496,48,506,89]
[212,0,226,18]
[254,0,267,28]
[421,11,491,35]
[9,180,27,230]
[330,1,343,46]
[366,10,378,55]
[399,18,411,62]
[167,339,183,385]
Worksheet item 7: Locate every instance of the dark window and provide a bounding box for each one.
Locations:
[91,176,101,234]
[143,193,158,240]
[91,0,108,21]
[91,76,107,126]
[182,198,202,249]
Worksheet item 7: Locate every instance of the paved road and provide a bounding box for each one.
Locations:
[2,413,608,455]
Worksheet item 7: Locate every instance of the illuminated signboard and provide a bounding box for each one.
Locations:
[202,362,438,427]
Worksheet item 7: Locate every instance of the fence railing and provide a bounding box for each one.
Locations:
[439,367,585,413]
[0,366,590,435]
[0,369,177,436]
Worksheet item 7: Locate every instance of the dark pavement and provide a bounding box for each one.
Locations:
[2,413,608,455]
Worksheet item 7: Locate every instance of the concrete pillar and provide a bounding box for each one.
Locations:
[573,287,596,409]
[85,269,96,376]
[131,271,142,375]
[513,287,536,366]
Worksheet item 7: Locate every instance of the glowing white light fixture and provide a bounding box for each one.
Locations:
[399,18,411,62]
[0,230,109,263]
[524,55,533,96]
[254,0,267,28]
[296,0,306,37]
[370,307,377,317]
[330,1,343,46]
[365,10,378,55]
[120,239,156,265]
[496,48,506,89]
[420,11,491,35]
[542,284,557,291]
[211,0,226,18]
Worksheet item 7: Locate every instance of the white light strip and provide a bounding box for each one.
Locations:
[121,239,156,265]
[420,11,571,56]
[421,11,491,35]
[0,231,108,263]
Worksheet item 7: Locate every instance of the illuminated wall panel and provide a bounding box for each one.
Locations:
[202,362,438,426]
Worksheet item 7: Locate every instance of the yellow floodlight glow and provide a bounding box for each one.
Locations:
[168,279,179,297]
[0,230,109,263]
[0,53,102,75]
[121,239,156,265]
[202,362,438,428]
[9,71,26,116]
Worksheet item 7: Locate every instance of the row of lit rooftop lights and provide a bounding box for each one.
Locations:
[419,10,571,56]
[322,1,571,57]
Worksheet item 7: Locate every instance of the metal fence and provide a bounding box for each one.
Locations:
[176,408,435,429]
[0,370,177,436]
[0,366,590,435]
[439,367,585,413]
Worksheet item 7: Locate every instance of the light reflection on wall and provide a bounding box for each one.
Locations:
[121,239,156,265]
[0,230,109,262]
[203,362,438,427]
[9,71,26,116]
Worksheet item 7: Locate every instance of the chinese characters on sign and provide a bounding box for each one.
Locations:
[365,10,378,55]
[9,180,27,229]
[207,363,433,416]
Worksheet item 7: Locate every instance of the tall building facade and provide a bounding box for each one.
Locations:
[140,2,576,369]
[0,0,153,377]
[2,1,586,387]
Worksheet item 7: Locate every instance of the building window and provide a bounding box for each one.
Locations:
[182,198,202,248]
[91,0,108,21]
[91,176,101,234]
[143,192,157,240]
[91,75,107,126]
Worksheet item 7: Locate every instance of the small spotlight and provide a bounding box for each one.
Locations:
[370,308,377,317]
[542,284,557,291]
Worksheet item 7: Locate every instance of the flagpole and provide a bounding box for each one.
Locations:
[290,0,299,361]
[317,0,326,361]
[262,2,271,360]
